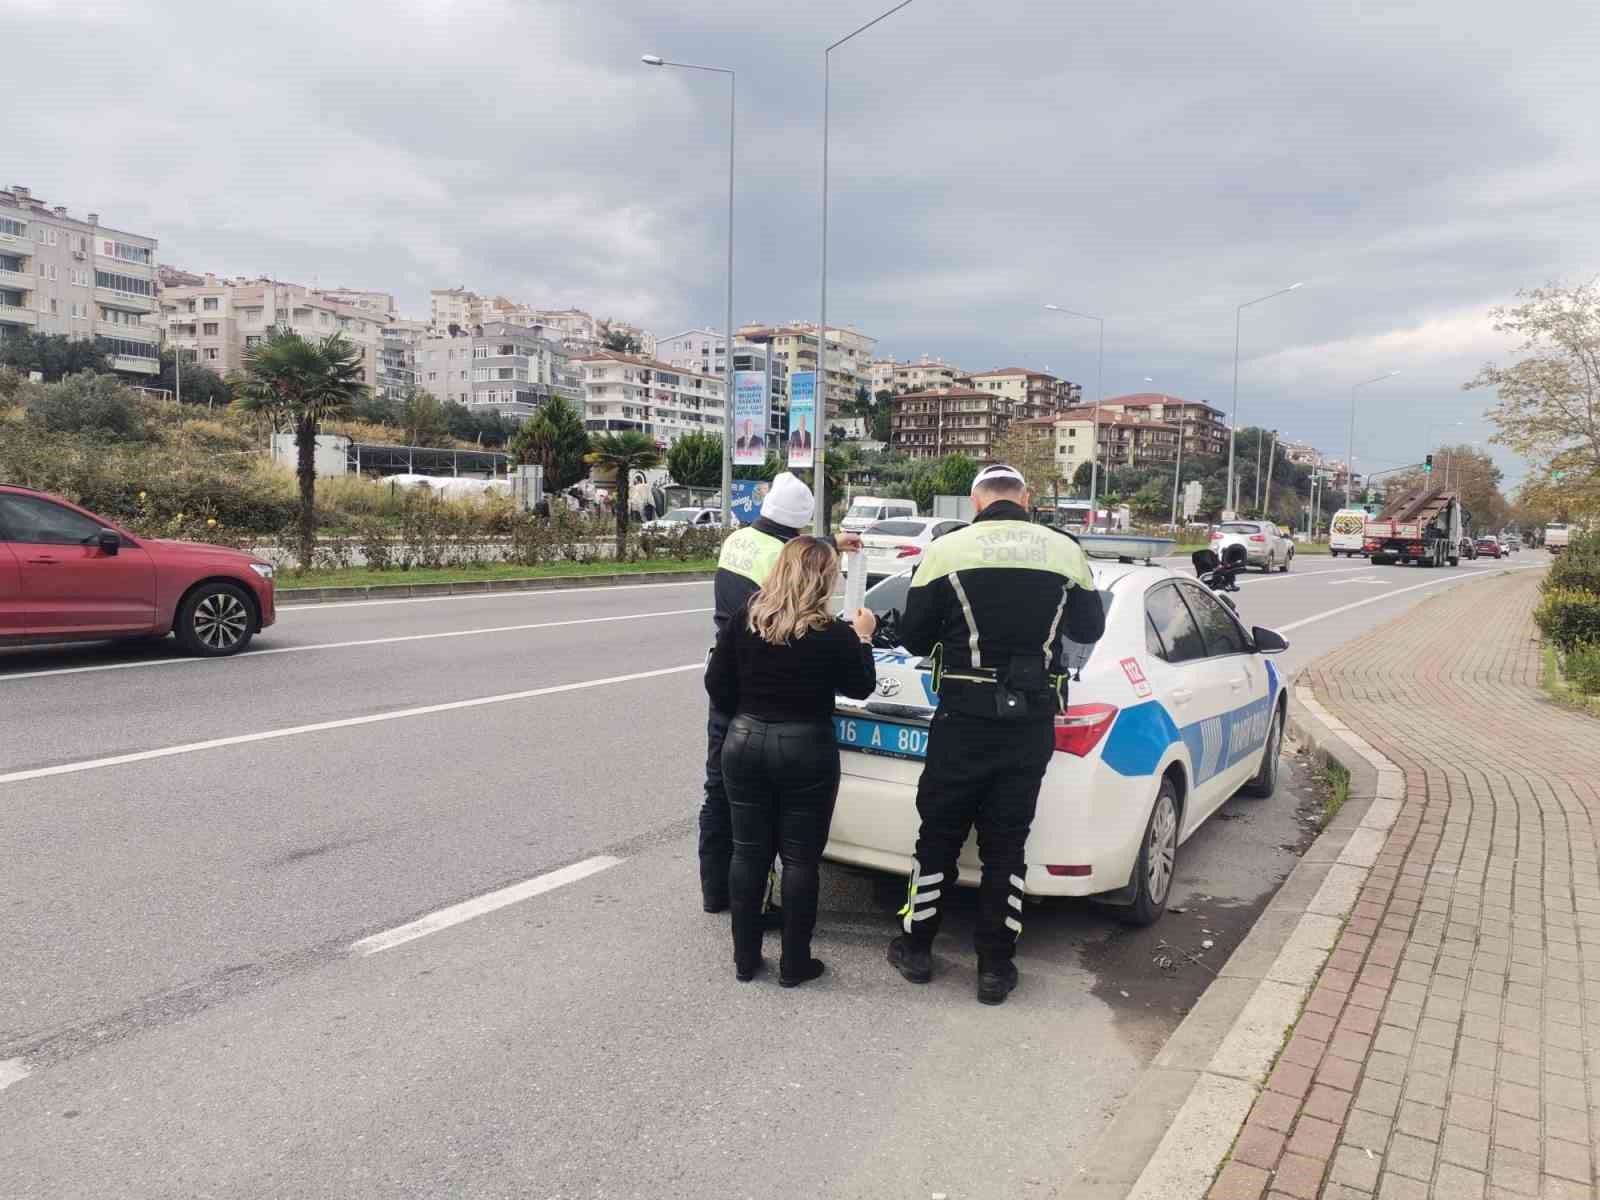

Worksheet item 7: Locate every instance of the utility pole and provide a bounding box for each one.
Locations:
[1262,430,1279,516]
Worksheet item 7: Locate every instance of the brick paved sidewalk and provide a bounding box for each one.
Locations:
[1208,570,1600,1200]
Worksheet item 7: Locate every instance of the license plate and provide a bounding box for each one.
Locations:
[834,715,929,760]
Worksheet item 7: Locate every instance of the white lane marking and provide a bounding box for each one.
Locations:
[281,578,710,612]
[351,856,625,956]
[0,1058,29,1091]
[1278,566,1540,634]
[0,609,711,684]
[0,664,700,787]
[1328,577,1395,586]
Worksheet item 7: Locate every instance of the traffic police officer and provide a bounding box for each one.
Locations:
[887,464,1104,1004]
[700,471,860,914]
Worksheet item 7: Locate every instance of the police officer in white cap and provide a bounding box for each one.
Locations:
[886,464,1104,1004]
[699,471,860,916]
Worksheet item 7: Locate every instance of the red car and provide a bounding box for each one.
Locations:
[0,485,276,656]
[1474,536,1503,560]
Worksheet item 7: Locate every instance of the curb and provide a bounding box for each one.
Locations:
[1065,687,1404,1200]
[275,569,717,606]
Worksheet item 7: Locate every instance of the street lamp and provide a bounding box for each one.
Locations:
[1226,281,1304,517]
[1043,304,1104,516]
[1346,370,1400,506]
[643,53,737,528]
[815,0,919,533]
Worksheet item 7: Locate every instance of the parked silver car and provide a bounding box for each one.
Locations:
[1209,519,1295,573]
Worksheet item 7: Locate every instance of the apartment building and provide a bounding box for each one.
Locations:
[890,388,1010,461]
[430,287,477,334]
[737,321,876,416]
[657,327,727,377]
[0,184,160,375]
[891,358,966,395]
[580,351,726,447]
[160,276,383,386]
[321,288,396,322]
[1022,408,1181,481]
[377,318,429,400]
[413,321,580,422]
[866,357,897,397]
[1097,392,1227,457]
[969,367,1079,419]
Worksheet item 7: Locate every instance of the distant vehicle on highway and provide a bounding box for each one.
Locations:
[856,517,966,585]
[1545,523,1570,554]
[839,496,918,535]
[1210,519,1294,572]
[0,484,276,656]
[1475,535,1503,559]
[828,554,1290,926]
[641,507,723,533]
[1328,508,1370,557]
[1504,534,1520,553]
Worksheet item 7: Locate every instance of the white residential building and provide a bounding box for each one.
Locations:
[159,276,384,387]
[737,321,876,415]
[657,327,726,376]
[414,321,580,422]
[581,351,726,447]
[0,184,160,375]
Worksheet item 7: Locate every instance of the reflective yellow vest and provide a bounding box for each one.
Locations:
[717,526,786,586]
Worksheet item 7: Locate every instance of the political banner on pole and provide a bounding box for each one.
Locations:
[787,371,816,469]
[732,370,768,465]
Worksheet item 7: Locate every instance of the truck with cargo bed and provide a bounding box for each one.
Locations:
[1363,489,1468,567]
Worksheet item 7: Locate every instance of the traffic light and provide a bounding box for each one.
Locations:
[1424,454,1434,475]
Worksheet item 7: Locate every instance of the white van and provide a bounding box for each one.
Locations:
[840,496,917,534]
[1328,508,1370,557]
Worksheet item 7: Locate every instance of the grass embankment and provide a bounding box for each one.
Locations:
[275,558,718,591]
[1541,643,1600,719]
[1317,761,1350,824]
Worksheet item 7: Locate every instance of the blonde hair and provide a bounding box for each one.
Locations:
[747,536,839,645]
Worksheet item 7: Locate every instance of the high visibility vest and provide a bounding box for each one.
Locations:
[717,526,786,586]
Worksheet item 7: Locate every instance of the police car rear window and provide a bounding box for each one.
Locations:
[1217,522,1261,534]
[868,521,926,537]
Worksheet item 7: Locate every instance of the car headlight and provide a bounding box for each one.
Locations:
[249,563,275,580]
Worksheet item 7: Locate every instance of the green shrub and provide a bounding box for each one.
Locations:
[1546,529,1600,595]
[1535,587,1600,652]
[22,371,147,441]
[1565,643,1600,696]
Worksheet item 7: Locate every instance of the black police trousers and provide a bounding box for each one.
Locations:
[904,710,1055,966]
[721,716,840,973]
[698,703,734,908]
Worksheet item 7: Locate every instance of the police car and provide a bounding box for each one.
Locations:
[826,540,1290,925]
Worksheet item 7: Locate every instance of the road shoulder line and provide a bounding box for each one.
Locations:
[1064,686,1392,1200]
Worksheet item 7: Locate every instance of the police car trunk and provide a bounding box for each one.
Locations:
[825,548,1152,899]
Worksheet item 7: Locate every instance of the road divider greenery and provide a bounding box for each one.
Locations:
[1535,529,1600,701]
[275,558,717,592]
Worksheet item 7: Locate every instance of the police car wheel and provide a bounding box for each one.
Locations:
[1121,777,1180,927]
[1242,705,1284,799]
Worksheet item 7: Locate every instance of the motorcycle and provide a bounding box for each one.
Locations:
[1192,544,1248,613]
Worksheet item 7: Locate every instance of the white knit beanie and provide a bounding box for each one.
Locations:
[761,471,815,528]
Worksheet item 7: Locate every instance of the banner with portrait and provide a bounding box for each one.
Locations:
[787,371,816,469]
[732,370,768,466]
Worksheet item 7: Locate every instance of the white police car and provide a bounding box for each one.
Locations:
[826,541,1290,925]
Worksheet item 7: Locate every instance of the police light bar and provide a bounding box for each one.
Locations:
[1076,534,1175,564]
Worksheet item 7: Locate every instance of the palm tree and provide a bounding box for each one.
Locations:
[585,430,662,560]
[235,328,368,569]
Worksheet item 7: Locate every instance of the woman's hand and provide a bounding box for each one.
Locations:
[851,607,878,641]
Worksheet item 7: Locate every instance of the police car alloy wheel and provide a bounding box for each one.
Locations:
[1123,778,1180,926]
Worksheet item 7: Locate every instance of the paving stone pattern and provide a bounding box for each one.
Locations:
[1206,571,1600,1200]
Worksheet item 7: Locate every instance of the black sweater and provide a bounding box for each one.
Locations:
[706,603,878,721]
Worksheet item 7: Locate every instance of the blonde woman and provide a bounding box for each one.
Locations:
[705,537,878,985]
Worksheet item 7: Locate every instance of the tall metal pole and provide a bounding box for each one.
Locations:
[1262,429,1278,516]
[1346,370,1399,509]
[642,55,737,528]
[816,0,919,534]
[1226,282,1303,518]
[1169,412,1185,528]
[1042,304,1102,517]
[1253,428,1265,511]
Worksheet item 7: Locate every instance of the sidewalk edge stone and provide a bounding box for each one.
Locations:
[274,569,718,606]
[1062,684,1390,1200]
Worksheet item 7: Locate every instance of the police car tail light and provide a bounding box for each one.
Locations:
[896,544,922,558]
[1209,531,1222,540]
[1248,534,1266,543]
[1053,703,1118,756]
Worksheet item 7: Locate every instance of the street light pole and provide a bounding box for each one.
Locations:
[816,0,919,533]
[1042,304,1104,519]
[1346,370,1400,507]
[1262,429,1279,517]
[1226,282,1303,519]
[643,54,736,528]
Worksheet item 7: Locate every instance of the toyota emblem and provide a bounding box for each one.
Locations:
[876,678,901,698]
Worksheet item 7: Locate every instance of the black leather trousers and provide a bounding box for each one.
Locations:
[721,716,841,973]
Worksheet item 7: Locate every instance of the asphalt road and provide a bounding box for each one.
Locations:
[0,552,1545,1198]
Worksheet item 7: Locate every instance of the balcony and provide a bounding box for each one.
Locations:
[0,304,38,328]
[109,353,159,375]
[97,319,152,339]
[94,286,156,311]
[0,267,29,289]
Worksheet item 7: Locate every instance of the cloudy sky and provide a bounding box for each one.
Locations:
[9,0,1599,484]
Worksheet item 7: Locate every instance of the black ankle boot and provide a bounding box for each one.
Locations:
[887,935,932,984]
[735,956,764,983]
[977,961,1018,1005]
[779,957,825,988]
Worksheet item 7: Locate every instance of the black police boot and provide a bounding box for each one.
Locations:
[887,935,933,984]
[977,960,1019,1006]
